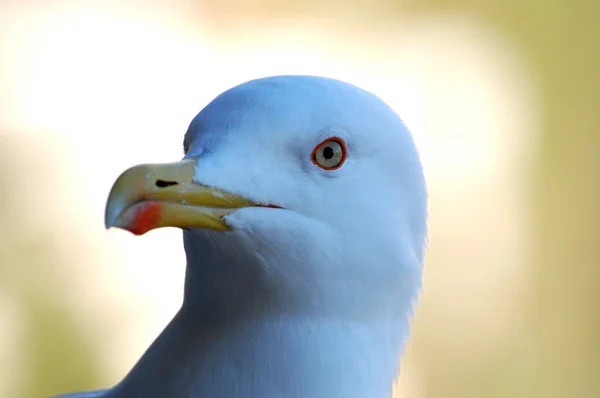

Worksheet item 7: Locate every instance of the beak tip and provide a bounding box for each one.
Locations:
[104,211,116,230]
[105,193,125,231]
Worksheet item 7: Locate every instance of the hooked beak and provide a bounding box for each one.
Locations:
[104,159,257,235]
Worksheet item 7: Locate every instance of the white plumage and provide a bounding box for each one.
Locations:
[56,75,427,398]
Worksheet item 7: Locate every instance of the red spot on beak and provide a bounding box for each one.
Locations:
[128,201,162,235]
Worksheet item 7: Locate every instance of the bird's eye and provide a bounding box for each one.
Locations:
[311,137,346,170]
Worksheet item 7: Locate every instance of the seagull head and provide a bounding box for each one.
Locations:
[104,75,427,396]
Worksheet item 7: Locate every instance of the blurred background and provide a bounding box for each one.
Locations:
[0,0,598,397]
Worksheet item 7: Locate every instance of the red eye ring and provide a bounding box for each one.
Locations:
[311,137,347,170]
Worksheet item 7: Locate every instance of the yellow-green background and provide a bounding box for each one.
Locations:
[0,0,598,397]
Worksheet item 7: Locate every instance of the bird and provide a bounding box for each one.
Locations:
[54,75,428,398]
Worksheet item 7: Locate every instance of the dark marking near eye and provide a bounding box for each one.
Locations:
[156,180,178,188]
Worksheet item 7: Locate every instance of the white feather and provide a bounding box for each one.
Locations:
[54,75,427,398]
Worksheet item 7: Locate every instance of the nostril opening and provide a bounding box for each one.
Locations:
[156,180,178,188]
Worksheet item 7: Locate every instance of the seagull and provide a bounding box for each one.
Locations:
[55,75,427,398]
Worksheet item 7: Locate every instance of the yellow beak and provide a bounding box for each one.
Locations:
[105,159,257,235]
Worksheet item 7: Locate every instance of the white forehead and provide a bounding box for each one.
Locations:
[184,75,414,161]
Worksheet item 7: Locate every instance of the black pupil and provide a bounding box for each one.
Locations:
[322,145,335,160]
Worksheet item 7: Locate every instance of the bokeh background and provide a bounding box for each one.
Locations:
[1,0,598,397]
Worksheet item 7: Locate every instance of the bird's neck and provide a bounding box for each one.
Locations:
[113,308,404,398]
